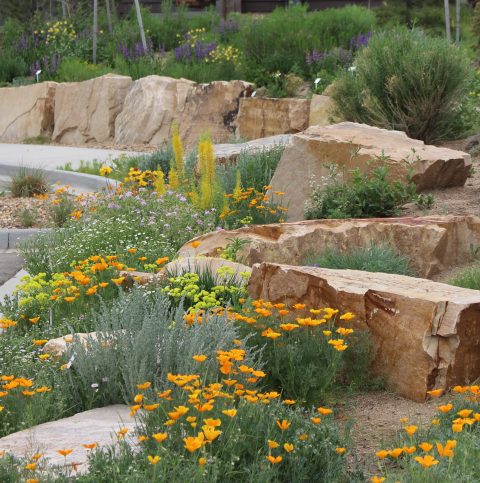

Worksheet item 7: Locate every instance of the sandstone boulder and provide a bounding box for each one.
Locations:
[43,332,98,358]
[53,74,132,144]
[247,262,480,401]
[235,97,310,140]
[0,405,135,472]
[0,82,57,142]
[214,134,291,164]
[114,75,196,146]
[114,77,252,148]
[308,94,336,126]
[270,122,471,221]
[178,216,480,279]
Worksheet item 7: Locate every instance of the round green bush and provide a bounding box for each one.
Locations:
[332,28,472,143]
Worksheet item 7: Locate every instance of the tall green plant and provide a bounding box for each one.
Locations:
[332,28,471,142]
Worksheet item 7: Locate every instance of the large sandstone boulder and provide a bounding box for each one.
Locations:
[178,216,480,279]
[114,75,196,145]
[0,405,135,472]
[235,97,310,140]
[247,263,480,402]
[53,74,132,144]
[270,122,471,221]
[0,82,57,142]
[114,77,252,148]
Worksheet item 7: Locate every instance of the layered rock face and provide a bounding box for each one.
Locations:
[0,82,57,142]
[178,216,480,279]
[247,263,480,402]
[270,122,471,221]
[52,74,132,144]
[235,97,310,140]
[308,94,336,126]
[114,76,252,148]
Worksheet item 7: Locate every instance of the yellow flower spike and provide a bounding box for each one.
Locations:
[148,455,161,465]
[403,425,418,436]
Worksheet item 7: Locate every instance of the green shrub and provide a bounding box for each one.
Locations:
[49,192,77,227]
[62,289,259,409]
[0,51,27,83]
[305,244,416,276]
[304,164,416,220]
[17,207,37,228]
[217,146,284,194]
[55,58,113,82]
[237,5,375,78]
[332,28,472,143]
[449,267,480,290]
[9,167,50,197]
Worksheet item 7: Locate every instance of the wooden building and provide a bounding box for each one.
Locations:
[117,0,379,15]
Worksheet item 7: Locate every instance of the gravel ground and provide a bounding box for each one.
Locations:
[0,196,52,229]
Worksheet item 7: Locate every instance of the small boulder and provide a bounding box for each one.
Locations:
[270,122,471,221]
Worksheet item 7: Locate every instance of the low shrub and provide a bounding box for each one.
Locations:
[9,167,50,198]
[449,267,480,290]
[0,51,28,83]
[17,207,37,228]
[55,58,113,82]
[304,164,416,220]
[332,28,472,143]
[306,244,416,276]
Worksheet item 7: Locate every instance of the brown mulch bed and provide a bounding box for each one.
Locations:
[0,195,52,229]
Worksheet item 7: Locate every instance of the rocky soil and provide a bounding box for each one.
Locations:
[0,195,51,229]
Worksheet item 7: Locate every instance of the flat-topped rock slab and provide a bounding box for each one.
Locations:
[247,263,480,401]
[178,216,480,279]
[0,405,135,472]
[270,122,471,221]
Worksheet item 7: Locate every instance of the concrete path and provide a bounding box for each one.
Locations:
[0,251,24,287]
[0,143,136,171]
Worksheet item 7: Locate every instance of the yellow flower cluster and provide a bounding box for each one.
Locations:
[123,167,166,192]
[206,45,241,64]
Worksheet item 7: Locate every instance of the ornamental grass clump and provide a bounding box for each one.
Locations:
[332,28,472,143]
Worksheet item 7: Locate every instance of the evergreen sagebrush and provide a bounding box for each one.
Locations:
[332,28,472,143]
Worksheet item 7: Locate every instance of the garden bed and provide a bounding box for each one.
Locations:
[0,195,51,229]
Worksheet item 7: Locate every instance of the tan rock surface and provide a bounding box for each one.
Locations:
[236,97,310,140]
[115,77,252,148]
[178,216,480,279]
[308,94,336,126]
[53,74,132,144]
[114,75,196,146]
[247,262,480,401]
[0,405,136,472]
[43,332,98,358]
[214,134,290,164]
[0,82,57,142]
[270,122,471,221]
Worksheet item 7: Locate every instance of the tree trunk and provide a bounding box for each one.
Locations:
[93,0,98,64]
[106,0,113,33]
[455,0,461,44]
[444,0,451,42]
[134,0,148,53]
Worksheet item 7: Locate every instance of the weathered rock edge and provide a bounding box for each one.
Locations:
[178,215,480,279]
[247,263,480,402]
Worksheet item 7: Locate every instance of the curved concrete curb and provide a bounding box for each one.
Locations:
[0,228,52,250]
[0,163,119,192]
